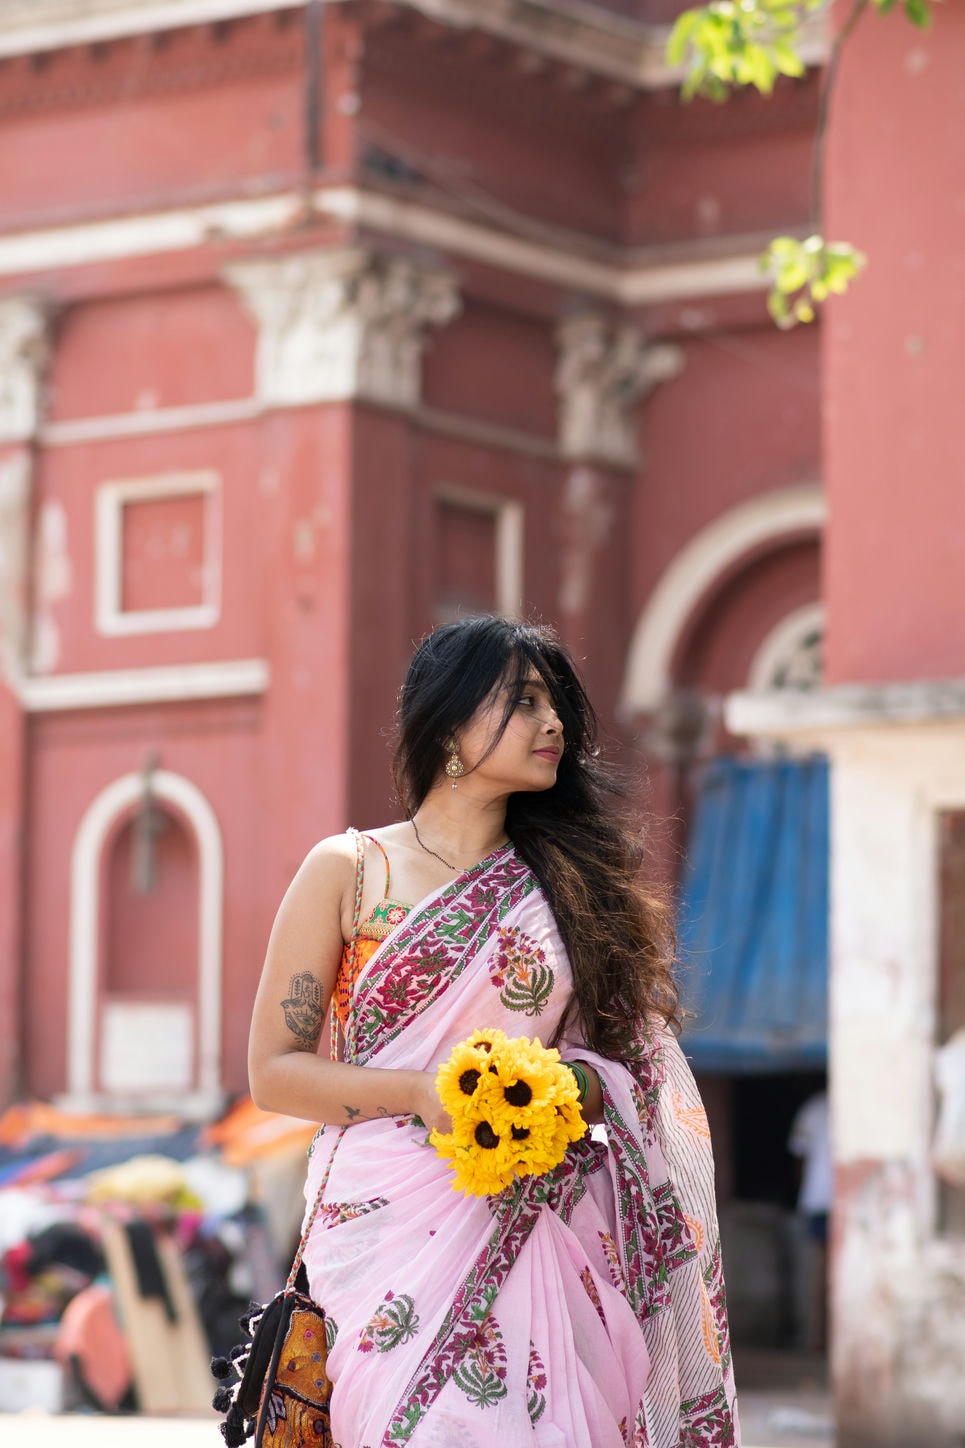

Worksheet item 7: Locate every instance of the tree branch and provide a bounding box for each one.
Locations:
[811,0,871,233]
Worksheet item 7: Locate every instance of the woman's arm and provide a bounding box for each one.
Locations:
[247,836,450,1132]
[569,1059,604,1125]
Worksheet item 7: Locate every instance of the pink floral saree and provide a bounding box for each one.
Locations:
[302,846,739,1448]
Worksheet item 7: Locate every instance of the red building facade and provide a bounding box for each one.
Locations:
[12,2,965,1438]
[0,0,822,1116]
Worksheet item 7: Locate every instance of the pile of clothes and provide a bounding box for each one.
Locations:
[0,1100,316,1415]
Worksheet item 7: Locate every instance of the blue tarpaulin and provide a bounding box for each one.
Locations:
[677,754,829,1073]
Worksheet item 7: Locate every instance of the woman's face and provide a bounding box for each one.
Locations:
[453,667,564,796]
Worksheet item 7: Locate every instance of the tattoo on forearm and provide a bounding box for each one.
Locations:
[343,1104,391,1123]
[281,972,324,1048]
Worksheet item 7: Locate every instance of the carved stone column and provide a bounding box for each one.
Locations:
[0,450,31,689]
[555,311,683,470]
[553,311,683,685]
[0,295,49,1108]
[226,248,460,410]
[0,296,49,447]
[0,295,48,690]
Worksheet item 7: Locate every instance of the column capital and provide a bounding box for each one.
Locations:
[226,247,461,411]
[0,297,50,444]
[555,312,683,469]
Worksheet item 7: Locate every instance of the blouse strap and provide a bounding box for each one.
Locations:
[347,827,367,940]
[360,832,392,900]
[333,828,368,1067]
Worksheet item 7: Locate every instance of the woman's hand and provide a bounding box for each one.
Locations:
[415,1071,454,1136]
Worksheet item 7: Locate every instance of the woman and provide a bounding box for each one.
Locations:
[249,616,739,1448]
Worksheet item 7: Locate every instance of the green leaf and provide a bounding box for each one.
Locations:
[761,233,867,329]
[776,259,810,291]
[767,235,803,258]
[748,44,780,90]
[767,289,791,326]
[773,38,806,75]
[666,9,702,64]
[903,0,932,25]
[664,0,818,100]
[823,241,859,261]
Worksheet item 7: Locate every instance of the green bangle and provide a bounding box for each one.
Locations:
[567,1061,589,1105]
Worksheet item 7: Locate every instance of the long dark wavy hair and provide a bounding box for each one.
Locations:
[392,615,679,1060]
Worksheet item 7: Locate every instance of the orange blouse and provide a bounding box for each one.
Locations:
[332,834,411,1048]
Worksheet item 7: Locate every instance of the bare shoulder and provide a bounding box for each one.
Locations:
[305,830,359,870]
[295,827,400,939]
[358,821,411,851]
[264,833,359,959]
[282,831,357,908]
[300,826,411,872]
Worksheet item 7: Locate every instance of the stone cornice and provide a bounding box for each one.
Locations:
[0,183,791,309]
[0,0,300,59]
[726,679,965,739]
[0,0,828,87]
[0,13,300,121]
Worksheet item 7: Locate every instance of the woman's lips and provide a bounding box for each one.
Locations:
[533,748,562,761]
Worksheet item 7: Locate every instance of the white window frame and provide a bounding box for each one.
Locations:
[95,469,222,635]
[433,484,524,619]
[747,601,826,693]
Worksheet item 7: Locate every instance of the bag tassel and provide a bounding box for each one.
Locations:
[221,1402,250,1448]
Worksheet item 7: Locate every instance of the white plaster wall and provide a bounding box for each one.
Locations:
[828,726,965,1445]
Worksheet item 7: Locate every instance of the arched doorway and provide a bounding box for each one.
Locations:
[622,491,829,1355]
[67,768,223,1115]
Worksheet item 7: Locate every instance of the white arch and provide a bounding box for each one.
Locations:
[68,770,223,1101]
[620,484,827,714]
[747,600,825,692]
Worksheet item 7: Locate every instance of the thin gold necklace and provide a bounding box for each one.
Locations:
[410,819,509,872]
[411,818,455,871]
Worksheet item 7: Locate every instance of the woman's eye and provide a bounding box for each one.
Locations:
[516,695,534,708]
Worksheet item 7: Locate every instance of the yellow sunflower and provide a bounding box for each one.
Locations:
[485,1035,566,1132]
[466,1026,511,1055]
[431,1111,517,1196]
[432,1030,587,1195]
[435,1040,494,1121]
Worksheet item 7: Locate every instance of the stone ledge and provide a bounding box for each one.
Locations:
[726,677,965,738]
[0,0,829,88]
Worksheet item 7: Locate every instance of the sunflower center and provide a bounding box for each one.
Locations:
[474,1121,500,1150]
[511,1126,530,1141]
[458,1069,481,1096]
[503,1080,533,1107]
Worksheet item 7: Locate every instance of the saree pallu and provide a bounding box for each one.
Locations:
[302,846,739,1448]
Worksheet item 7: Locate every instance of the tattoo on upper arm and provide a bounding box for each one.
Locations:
[281,972,324,1048]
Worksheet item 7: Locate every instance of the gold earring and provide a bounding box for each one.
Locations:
[444,740,465,786]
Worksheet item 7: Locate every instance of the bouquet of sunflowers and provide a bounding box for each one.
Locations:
[430,1028,587,1197]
